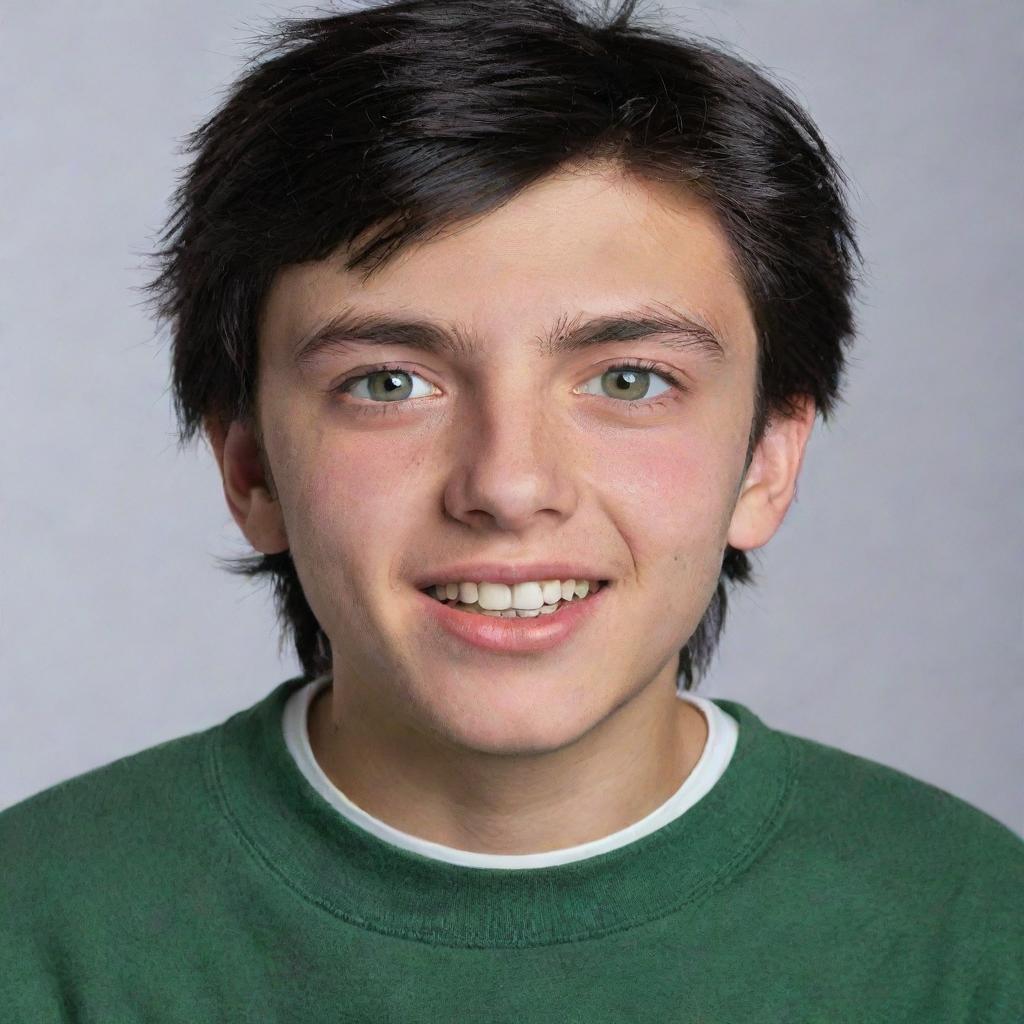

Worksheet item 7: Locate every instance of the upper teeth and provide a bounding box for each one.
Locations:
[430,579,599,610]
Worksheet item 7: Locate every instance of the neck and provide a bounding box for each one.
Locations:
[306,665,708,855]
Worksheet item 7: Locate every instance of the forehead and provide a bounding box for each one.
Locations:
[260,167,755,362]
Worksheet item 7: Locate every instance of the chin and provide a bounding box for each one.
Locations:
[413,674,608,758]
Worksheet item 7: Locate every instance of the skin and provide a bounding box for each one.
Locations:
[206,163,815,855]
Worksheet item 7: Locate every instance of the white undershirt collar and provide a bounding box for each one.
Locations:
[282,673,739,869]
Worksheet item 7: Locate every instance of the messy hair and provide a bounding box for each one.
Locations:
[143,0,862,691]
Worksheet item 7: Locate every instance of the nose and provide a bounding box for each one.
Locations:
[441,380,579,534]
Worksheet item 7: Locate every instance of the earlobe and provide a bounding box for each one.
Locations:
[726,395,816,553]
[204,414,289,555]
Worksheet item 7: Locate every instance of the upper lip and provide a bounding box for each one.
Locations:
[414,563,612,589]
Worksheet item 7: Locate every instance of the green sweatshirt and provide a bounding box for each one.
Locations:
[2,675,1021,1022]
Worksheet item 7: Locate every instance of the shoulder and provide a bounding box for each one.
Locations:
[0,718,224,925]
[1,716,217,835]
[713,701,1024,1015]
[780,724,1023,867]
[0,710,259,1016]
[765,717,1024,953]
[719,699,1023,868]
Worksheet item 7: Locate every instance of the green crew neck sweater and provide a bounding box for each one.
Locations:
[1,675,1021,1022]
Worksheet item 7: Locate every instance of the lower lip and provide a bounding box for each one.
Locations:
[414,584,611,654]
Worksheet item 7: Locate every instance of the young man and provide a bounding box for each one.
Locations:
[2,0,1021,1019]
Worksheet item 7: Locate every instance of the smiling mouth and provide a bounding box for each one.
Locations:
[421,580,609,618]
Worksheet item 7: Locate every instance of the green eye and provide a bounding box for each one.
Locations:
[337,360,685,413]
[344,368,436,402]
[576,363,678,402]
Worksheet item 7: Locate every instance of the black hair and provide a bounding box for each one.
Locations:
[143,0,862,691]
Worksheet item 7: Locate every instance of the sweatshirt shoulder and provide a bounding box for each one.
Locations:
[0,718,223,893]
[0,710,264,1015]
[747,721,1024,1018]
[770,722,1024,924]
[782,726,1022,854]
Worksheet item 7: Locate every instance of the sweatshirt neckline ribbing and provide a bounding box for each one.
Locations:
[283,673,739,870]
[209,675,798,949]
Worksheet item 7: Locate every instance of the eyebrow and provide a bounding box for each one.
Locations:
[292,302,727,367]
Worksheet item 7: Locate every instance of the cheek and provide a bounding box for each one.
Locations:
[297,438,408,555]
[272,431,407,625]
[604,427,738,554]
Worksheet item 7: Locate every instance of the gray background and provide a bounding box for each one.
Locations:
[2,1,1021,833]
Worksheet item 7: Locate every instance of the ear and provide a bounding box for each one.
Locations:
[204,414,289,554]
[726,395,816,552]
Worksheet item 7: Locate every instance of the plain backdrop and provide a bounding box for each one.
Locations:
[1,1,1021,834]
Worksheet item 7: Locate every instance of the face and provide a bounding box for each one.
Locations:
[211,164,814,758]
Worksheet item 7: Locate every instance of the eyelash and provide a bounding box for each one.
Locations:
[333,359,688,418]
